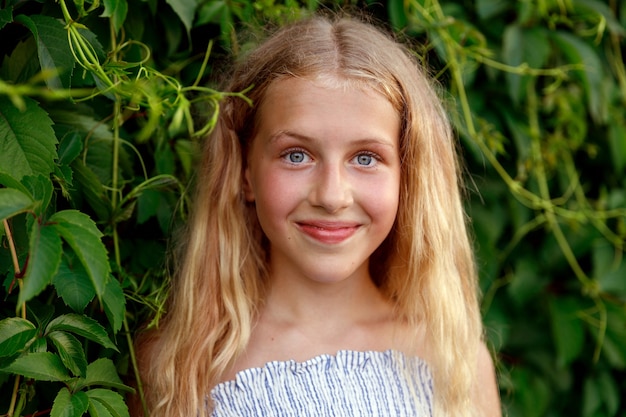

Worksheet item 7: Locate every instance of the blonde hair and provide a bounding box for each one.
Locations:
[136,15,482,417]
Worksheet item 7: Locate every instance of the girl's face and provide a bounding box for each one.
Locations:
[244,77,401,286]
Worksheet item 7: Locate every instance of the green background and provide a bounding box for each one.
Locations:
[1,0,625,416]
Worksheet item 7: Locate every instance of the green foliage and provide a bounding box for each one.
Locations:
[385,0,626,415]
[0,0,624,416]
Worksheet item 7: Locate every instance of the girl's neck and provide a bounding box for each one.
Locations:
[222,269,425,383]
[262,267,392,327]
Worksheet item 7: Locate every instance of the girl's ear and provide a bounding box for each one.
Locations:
[242,167,255,202]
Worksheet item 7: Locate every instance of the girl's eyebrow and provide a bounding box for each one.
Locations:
[269,130,397,149]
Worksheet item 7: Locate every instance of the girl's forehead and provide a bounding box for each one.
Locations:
[264,74,393,106]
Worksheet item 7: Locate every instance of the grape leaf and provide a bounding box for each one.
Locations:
[0,96,57,180]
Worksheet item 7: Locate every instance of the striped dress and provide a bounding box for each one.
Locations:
[210,350,433,416]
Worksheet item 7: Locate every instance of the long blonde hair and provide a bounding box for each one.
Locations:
[136,15,482,417]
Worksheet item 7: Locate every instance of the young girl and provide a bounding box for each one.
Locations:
[134,15,501,417]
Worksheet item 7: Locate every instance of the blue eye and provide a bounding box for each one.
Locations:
[289,152,305,163]
[354,153,377,167]
[284,151,309,164]
[356,154,373,165]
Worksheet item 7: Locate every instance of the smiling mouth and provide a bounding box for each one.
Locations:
[296,222,360,244]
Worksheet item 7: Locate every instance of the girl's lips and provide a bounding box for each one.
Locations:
[296,221,360,244]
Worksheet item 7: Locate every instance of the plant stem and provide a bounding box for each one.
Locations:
[3,219,25,417]
[124,317,149,416]
[6,373,21,417]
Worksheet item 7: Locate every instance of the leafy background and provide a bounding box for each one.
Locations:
[0,0,624,416]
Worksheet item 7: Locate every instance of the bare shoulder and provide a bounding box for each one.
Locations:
[473,342,502,417]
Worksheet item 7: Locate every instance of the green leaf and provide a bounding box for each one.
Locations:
[195,0,226,25]
[102,0,129,34]
[0,188,35,221]
[551,31,606,123]
[549,297,585,367]
[502,25,550,104]
[0,351,71,381]
[53,253,97,312]
[582,377,602,417]
[475,0,511,20]
[57,129,84,166]
[598,371,619,415]
[0,6,12,30]
[387,0,407,30]
[174,139,196,178]
[593,240,626,295]
[0,318,37,358]
[51,388,90,417]
[0,96,57,180]
[46,314,117,351]
[136,189,160,224]
[102,279,125,333]
[166,0,197,33]
[71,160,111,221]
[507,259,545,307]
[28,336,48,353]
[572,0,626,36]
[18,222,63,305]
[88,398,115,417]
[26,302,55,330]
[50,210,110,299]
[48,331,88,377]
[86,389,130,417]
[14,14,74,90]
[22,174,54,217]
[607,121,626,174]
[73,358,133,392]
[0,37,39,84]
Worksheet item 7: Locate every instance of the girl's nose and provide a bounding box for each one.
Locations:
[308,163,354,213]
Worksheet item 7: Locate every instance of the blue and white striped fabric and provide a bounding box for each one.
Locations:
[210,350,433,416]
